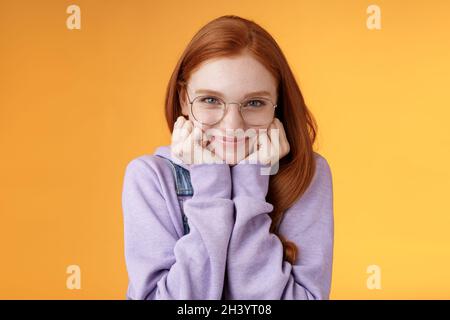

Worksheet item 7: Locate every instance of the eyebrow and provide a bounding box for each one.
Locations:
[194,89,272,99]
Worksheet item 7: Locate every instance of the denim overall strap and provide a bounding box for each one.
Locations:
[156,155,192,235]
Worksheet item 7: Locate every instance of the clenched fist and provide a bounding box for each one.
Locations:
[171,116,224,165]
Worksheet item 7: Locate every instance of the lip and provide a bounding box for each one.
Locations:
[213,135,247,144]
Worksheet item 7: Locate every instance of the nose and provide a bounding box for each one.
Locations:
[220,103,245,131]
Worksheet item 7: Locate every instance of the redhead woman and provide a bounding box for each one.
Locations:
[121,15,334,300]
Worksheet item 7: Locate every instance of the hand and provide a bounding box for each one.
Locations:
[171,116,224,165]
[239,118,290,166]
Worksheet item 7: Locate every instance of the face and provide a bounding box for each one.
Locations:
[180,53,278,165]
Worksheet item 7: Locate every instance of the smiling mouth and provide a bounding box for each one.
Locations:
[213,135,248,144]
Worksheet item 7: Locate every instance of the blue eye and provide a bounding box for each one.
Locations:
[245,99,267,108]
[200,96,221,104]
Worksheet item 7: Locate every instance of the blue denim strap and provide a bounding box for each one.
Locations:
[156,155,192,235]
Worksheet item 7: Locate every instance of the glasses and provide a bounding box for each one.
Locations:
[185,90,277,126]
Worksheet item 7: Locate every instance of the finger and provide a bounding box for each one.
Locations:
[266,121,282,162]
[274,118,288,143]
[249,134,258,152]
[254,129,267,154]
[268,123,280,152]
[179,120,193,141]
[189,128,207,164]
[172,117,187,144]
[198,128,209,148]
[258,131,270,149]
[174,116,183,129]
[192,126,203,147]
[243,128,257,149]
[266,118,276,135]
[183,119,193,131]
[178,116,187,129]
[171,128,182,146]
[182,129,196,163]
[267,122,277,143]
[246,133,266,164]
[274,118,290,156]
[258,132,271,163]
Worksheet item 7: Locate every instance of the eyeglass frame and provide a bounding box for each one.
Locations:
[184,88,278,126]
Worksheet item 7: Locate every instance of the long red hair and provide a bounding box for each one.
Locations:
[164,15,317,264]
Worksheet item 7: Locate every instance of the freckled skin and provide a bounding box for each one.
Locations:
[180,53,278,165]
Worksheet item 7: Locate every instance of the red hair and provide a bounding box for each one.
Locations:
[164,15,317,265]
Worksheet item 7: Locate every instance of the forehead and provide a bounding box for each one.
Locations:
[188,54,277,99]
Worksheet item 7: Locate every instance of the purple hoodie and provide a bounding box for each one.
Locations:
[121,145,334,300]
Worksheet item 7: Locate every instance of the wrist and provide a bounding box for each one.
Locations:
[231,163,271,199]
[190,163,231,198]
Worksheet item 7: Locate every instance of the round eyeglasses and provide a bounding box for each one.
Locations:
[185,90,277,126]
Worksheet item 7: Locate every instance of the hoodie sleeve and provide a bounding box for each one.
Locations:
[122,158,234,300]
[225,155,334,299]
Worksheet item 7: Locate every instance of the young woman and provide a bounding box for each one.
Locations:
[122,15,334,300]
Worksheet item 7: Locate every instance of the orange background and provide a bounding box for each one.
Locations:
[1,0,449,299]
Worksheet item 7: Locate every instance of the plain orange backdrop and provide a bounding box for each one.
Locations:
[1,0,449,299]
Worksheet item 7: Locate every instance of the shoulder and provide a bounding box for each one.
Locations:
[278,152,334,237]
[125,154,167,174]
[312,152,333,192]
[284,152,333,214]
[121,153,180,238]
[122,153,172,189]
